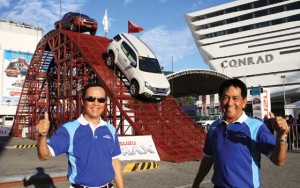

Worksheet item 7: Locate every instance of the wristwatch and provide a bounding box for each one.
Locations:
[276,137,287,143]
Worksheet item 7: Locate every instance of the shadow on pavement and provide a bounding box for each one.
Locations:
[23,167,57,188]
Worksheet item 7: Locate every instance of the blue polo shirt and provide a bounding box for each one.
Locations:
[47,115,121,187]
[204,112,276,188]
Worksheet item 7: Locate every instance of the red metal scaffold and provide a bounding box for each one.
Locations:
[12,30,206,162]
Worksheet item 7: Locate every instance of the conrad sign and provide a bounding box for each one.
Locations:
[221,54,274,68]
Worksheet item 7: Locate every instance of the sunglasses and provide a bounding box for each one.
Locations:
[84,96,106,103]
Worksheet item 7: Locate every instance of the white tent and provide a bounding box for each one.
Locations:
[285,101,300,109]
[285,101,300,118]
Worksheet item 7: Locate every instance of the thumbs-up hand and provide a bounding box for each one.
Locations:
[269,112,290,139]
[37,112,50,137]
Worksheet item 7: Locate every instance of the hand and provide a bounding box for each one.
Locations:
[37,112,50,137]
[269,112,290,139]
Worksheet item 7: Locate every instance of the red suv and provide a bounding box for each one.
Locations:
[54,12,98,35]
[5,68,19,77]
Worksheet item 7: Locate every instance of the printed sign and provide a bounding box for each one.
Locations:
[119,135,160,161]
[1,50,32,106]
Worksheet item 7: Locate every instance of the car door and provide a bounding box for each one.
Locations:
[118,42,137,80]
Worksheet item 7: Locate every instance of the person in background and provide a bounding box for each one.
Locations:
[192,78,289,188]
[37,81,124,188]
[286,115,295,150]
[297,114,300,140]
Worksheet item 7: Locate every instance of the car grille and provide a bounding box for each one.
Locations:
[153,88,169,94]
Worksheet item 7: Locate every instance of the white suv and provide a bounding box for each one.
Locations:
[106,33,170,101]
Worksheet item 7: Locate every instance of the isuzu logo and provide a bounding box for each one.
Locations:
[221,54,274,68]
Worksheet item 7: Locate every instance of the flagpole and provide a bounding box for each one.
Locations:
[172,56,174,97]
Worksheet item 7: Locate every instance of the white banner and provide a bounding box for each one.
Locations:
[261,88,271,118]
[119,135,160,161]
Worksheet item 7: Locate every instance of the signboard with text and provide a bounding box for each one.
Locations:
[119,135,160,161]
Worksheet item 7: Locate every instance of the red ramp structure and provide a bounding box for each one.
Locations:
[12,30,206,162]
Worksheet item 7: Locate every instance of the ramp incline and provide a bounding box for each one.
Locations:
[13,30,206,162]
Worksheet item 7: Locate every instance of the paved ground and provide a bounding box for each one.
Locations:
[0,137,300,188]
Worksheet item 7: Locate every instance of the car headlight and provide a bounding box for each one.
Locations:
[166,87,170,92]
[145,81,153,90]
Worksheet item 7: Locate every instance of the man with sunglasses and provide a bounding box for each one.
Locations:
[37,82,124,188]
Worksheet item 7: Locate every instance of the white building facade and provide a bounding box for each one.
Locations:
[0,20,43,117]
[186,0,300,113]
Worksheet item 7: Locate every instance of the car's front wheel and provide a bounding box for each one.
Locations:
[55,23,59,30]
[105,53,115,68]
[129,81,139,97]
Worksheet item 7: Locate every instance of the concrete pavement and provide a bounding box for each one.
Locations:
[1,137,300,188]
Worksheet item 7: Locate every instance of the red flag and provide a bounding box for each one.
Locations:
[128,20,144,33]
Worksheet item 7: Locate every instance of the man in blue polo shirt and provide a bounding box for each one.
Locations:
[192,78,289,188]
[37,82,124,188]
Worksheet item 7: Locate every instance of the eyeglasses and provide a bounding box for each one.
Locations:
[84,96,106,103]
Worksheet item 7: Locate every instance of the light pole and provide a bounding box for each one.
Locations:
[281,75,286,108]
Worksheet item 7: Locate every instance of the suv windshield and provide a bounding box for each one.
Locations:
[72,13,90,19]
[139,57,162,73]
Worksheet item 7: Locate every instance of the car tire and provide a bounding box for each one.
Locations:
[90,30,96,35]
[129,81,139,97]
[105,53,115,68]
[55,23,60,30]
[70,21,77,32]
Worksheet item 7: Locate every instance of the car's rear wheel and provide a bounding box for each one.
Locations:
[70,21,77,32]
[90,30,96,35]
[129,81,139,97]
[105,53,115,68]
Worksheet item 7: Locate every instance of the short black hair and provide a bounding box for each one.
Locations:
[82,81,105,98]
[218,78,247,99]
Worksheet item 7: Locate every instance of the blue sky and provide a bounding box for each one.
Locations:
[0,0,232,72]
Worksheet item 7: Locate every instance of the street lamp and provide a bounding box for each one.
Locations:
[281,75,286,107]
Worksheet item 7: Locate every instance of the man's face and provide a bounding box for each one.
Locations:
[220,86,247,124]
[82,86,106,122]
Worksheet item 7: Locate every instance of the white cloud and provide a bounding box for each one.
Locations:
[140,26,195,69]
[0,0,86,33]
[0,0,11,9]
[124,0,133,5]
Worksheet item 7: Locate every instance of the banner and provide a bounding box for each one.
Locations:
[128,21,143,33]
[210,94,215,114]
[119,135,160,161]
[202,95,206,115]
[1,50,32,106]
[251,87,271,119]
